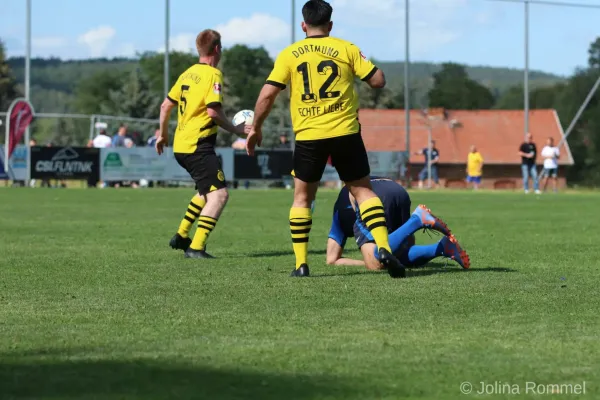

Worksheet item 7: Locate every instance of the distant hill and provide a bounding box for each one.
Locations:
[6,57,566,113]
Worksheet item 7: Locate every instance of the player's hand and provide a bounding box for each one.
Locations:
[246,127,262,156]
[155,136,168,155]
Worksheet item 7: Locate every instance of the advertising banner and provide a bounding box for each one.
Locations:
[30,146,100,180]
[321,151,409,182]
[99,148,234,182]
[233,150,293,180]
[0,145,28,180]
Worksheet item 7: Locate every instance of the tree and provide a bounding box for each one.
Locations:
[427,63,495,109]
[99,68,159,120]
[0,39,19,111]
[220,45,274,110]
[139,51,197,96]
[73,69,129,114]
[588,37,600,69]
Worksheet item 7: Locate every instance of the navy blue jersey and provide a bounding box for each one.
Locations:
[328,179,411,249]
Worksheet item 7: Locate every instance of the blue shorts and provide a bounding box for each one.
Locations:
[466,175,481,184]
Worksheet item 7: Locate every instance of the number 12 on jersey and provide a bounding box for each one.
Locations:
[296,61,341,103]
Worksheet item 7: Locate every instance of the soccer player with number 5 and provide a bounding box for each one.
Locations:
[246,0,405,278]
[157,29,250,259]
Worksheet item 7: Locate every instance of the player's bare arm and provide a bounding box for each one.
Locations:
[326,238,365,267]
[247,84,281,155]
[363,68,386,89]
[156,97,175,155]
[206,104,249,136]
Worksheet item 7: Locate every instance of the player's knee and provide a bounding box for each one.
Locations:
[326,255,338,265]
[365,258,384,271]
[208,188,229,206]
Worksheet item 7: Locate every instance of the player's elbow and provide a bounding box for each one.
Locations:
[206,107,219,119]
[366,70,386,89]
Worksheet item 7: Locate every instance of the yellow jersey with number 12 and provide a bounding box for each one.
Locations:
[266,35,378,141]
[167,63,223,154]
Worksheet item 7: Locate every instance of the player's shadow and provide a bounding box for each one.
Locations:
[0,348,382,400]
[313,264,517,278]
[247,249,327,258]
[408,265,518,277]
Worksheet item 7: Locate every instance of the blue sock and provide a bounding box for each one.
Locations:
[401,241,444,267]
[373,215,423,259]
[389,215,423,253]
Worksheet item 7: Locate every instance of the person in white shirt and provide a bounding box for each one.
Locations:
[540,137,560,193]
[92,129,112,148]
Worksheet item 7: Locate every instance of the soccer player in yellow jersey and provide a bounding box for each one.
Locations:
[246,0,405,278]
[156,29,250,259]
[466,145,484,190]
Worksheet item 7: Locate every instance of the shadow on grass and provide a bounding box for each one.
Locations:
[244,249,327,258]
[312,265,517,278]
[0,352,380,400]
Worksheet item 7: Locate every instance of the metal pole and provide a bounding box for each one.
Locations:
[404,0,410,161]
[557,75,600,147]
[427,126,432,189]
[25,0,32,183]
[25,0,31,101]
[524,0,530,137]
[89,115,96,141]
[291,0,296,43]
[164,0,170,99]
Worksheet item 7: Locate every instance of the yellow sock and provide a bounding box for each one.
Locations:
[177,196,207,238]
[358,197,391,253]
[289,207,312,268]
[190,216,218,251]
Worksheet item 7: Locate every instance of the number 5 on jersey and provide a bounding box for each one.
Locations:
[297,61,341,103]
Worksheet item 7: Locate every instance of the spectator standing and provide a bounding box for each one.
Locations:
[540,137,560,193]
[414,140,440,189]
[466,145,484,190]
[147,129,161,148]
[518,133,540,194]
[92,129,112,148]
[112,124,128,147]
[277,133,292,149]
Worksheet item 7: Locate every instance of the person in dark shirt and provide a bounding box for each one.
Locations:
[414,140,440,189]
[518,133,540,194]
[326,177,470,275]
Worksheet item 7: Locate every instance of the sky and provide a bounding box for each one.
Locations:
[1,0,599,76]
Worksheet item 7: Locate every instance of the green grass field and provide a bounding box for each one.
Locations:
[1,188,599,400]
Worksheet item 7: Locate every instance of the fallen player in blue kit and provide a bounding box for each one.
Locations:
[326,177,470,278]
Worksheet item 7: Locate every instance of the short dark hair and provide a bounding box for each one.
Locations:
[302,0,333,27]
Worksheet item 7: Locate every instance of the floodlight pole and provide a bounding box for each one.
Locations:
[25,0,32,183]
[291,0,296,44]
[524,0,530,137]
[404,0,410,158]
[164,0,170,100]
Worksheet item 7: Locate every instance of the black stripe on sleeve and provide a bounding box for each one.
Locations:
[206,102,222,109]
[266,80,286,90]
[361,66,378,82]
[167,96,178,104]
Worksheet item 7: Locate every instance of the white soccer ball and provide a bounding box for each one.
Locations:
[232,109,254,126]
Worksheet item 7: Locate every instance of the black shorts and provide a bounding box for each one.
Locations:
[293,133,370,183]
[175,151,227,195]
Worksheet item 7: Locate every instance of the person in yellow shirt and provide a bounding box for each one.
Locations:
[156,29,250,259]
[466,145,484,190]
[245,0,405,279]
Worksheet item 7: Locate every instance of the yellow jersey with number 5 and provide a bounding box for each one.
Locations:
[266,35,378,141]
[167,63,223,154]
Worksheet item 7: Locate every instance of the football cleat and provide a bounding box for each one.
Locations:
[379,248,406,278]
[441,235,470,269]
[184,249,215,259]
[170,233,192,251]
[290,264,310,277]
[413,205,452,236]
